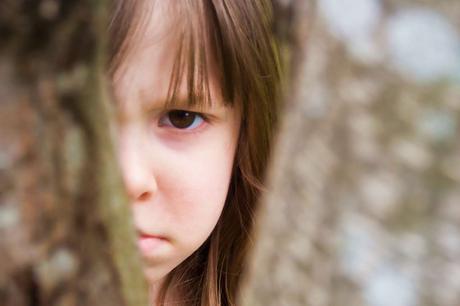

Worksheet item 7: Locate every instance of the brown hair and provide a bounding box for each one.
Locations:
[108,1,281,305]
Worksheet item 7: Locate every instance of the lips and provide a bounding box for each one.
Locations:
[138,232,164,239]
[137,231,167,256]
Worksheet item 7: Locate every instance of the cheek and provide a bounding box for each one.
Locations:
[163,144,235,244]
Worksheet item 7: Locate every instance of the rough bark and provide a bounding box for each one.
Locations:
[241,1,460,306]
[0,1,147,305]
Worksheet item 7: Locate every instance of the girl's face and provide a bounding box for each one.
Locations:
[112,3,240,284]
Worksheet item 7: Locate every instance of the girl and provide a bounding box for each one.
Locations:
[108,1,281,305]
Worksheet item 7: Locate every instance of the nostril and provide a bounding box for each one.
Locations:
[138,191,151,202]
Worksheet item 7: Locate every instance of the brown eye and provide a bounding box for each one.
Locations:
[160,110,204,129]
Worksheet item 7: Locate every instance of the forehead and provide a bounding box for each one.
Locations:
[112,1,221,111]
[112,2,176,102]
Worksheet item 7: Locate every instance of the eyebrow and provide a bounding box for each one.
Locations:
[143,95,222,113]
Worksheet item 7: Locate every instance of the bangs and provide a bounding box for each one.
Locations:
[166,0,232,111]
[166,0,279,114]
[109,0,278,112]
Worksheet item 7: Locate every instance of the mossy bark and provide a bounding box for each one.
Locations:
[0,1,147,305]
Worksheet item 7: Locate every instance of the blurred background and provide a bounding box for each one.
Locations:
[243,1,460,306]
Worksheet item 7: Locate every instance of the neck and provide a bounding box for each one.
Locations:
[149,278,166,306]
[149,278,181,306]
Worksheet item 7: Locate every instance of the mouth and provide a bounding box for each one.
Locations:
[136,231,168,256]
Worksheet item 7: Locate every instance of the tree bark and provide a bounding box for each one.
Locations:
[241,1,460,306]
[0,1,147,305]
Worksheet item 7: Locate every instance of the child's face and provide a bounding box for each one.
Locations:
[112,3,240,284]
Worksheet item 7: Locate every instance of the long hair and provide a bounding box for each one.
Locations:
[108,1,281,305]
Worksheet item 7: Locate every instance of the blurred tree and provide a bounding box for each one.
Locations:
[241,1,460,306]
[0,1,147,305]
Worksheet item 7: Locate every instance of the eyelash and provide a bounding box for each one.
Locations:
[158,110,208,132]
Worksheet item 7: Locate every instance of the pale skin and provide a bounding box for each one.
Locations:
[111,2,241,305]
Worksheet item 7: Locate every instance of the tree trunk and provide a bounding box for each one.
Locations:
[241,1,460,306]
[0,1,147,305]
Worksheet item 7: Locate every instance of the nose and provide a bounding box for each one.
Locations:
[118,128,158,203]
